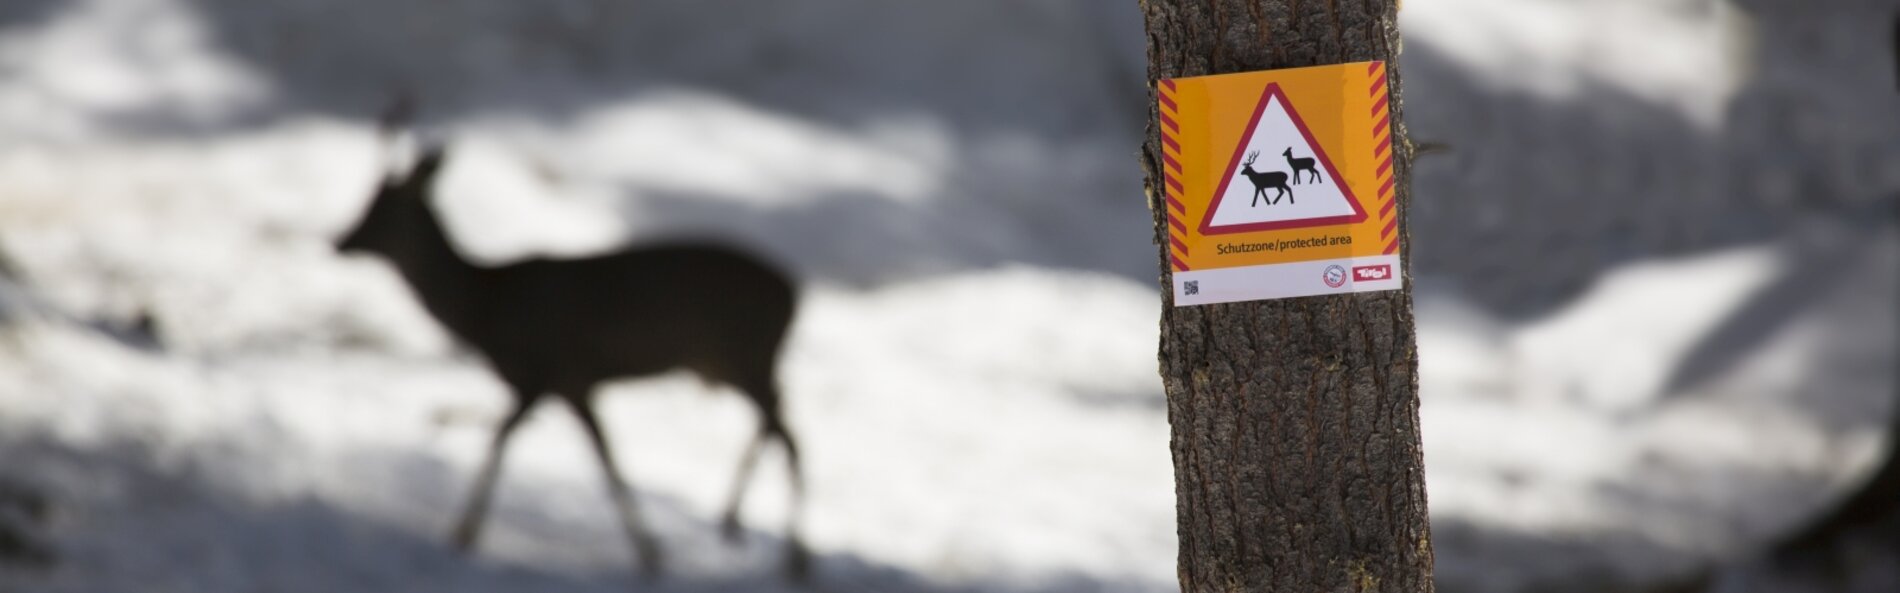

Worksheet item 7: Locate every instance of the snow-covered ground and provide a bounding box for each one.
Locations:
[0,0,1896,592]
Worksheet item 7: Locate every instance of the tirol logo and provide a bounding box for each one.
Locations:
[1322,265,1347,288]
[1353,265,1392,282]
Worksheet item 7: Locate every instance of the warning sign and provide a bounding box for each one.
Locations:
[1158,62,1402,306]
[1202,84,1367,233]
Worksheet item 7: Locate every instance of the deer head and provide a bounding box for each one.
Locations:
[338,92,451,259]
[1242,151,1259,169]
[337,143,449,258]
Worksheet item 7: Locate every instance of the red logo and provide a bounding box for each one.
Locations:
[1353,265,1392,282]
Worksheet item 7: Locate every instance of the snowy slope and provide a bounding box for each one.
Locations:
[0,0,1895,592]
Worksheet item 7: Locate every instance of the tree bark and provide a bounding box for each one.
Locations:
[1137,2,1434,592]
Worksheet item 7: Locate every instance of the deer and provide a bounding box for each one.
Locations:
[1239,151,1292,206]
[334,117,808,581]
[1282,147,1320,185]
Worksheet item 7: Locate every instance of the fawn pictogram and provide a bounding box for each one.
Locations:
[1283,147,1320,185]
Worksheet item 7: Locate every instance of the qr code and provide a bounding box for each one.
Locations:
[1183,280,1199,296]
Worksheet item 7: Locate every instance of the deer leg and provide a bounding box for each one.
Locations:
[775,423,810,582]
[566,398,663,577]
[450,398,535,552]
[764,405,810,581]
[734,380,811,582]
[718,424,771,543]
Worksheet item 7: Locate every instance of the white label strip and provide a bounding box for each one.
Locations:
[1172,253,1403,306]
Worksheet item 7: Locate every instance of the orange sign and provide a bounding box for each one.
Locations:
[1159,62,1402,306]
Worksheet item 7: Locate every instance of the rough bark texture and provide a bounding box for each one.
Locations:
[1137,1,1434,592]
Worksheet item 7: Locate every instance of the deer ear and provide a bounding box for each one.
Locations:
[411,144,450,182]
[379,92,417,137]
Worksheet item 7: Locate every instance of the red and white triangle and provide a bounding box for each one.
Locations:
[1199,83,1368,235]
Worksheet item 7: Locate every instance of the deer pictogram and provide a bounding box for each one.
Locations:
[1283,147,1320,185]
[1240,151,1292,206]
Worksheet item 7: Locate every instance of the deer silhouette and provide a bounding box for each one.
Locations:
[1240,151,1292,206]
[1283,147,1320,185]
[335,121,808,580]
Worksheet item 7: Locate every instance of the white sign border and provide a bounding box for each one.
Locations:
[1172,253,1404,306]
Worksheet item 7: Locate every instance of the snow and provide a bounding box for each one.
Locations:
[0,0,1896,592]
[1400,0,1754,126]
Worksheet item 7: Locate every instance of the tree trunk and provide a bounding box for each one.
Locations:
[1137,2,1434,592]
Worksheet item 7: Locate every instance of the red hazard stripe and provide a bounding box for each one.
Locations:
[1170,235,1190,255]
[1165,174,1183,194]
[1371,62,1399,257]
[1169,216,1186,234]
[1166,194,1186,214]
[1171,255,1190,272]
[1157,82,1182,168]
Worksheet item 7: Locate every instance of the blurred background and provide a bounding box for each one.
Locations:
[0,0,1895,591]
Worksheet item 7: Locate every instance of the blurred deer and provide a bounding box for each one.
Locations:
[1240,151,1291,206]
[335,113,808,579]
